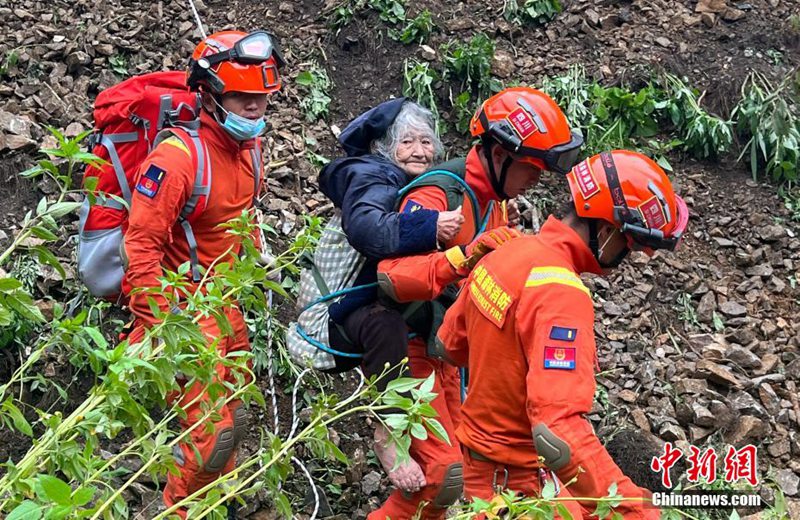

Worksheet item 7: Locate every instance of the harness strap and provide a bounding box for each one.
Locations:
[180,219,202,282]
[99,132,138,204]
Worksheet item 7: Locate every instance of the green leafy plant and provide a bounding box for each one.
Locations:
[389,9,434,44]
[540,66,734,163]
[296,62,333,122]
[402,58,440,122]
[676,292,699,329]
[329,0,364,31]
[503,0,563,26]
[369,0,406,25]
[442,33,502,100]
[451,91,476,134]
[662,73,734,160]
[0,48,20,77]
[109,54,128,76]
[733,70,800,182]
[448,480,635,519]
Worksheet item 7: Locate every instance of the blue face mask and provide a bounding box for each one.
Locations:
[213,99,266,141]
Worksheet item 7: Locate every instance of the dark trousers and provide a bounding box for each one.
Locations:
[326,302,409,391]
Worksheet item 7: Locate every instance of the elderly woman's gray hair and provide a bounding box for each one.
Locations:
[371,101,443,163]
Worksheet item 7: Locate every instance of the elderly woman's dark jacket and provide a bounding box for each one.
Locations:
[318,97,439,323]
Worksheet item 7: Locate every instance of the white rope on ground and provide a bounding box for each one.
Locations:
[292,456,320,520]
[256,184,318,518]
[186,0,207,38]
[290,368,312,440]
[265,290,280,436]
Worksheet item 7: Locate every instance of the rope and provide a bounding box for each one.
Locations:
[186,0,208,38]
[265,290,279,435]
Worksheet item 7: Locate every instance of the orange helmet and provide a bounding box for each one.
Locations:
[567,150,688,252]
[187,30,284,94]
[470,87,583,174]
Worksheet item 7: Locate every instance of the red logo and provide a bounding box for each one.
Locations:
[651,443,759,488]
[638,196,667,230]
[506,107,537,140]
[573,160,600,200]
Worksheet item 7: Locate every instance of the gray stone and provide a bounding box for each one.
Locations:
[724,415,768,444]
[758,383,782,415]
[758,225,785,243]
[361,471,382,495]
[697,291,717,323]
[659,422,686,441]
[675,378,708,395]
[692,402,716,427]
[729,391,768,419]
[720,300,747,317]
[0,110,33,137]
[491,50,515,79]
[745,264,773,277]
[603,301,624,316]
[725,345,762,370]
[776,468,800,496]
[696,360,743,388]
[768,438,791,458]
[713,237,735,248]
[689,424,715,442]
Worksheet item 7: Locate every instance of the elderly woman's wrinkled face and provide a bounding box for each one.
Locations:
[395,131,435,176]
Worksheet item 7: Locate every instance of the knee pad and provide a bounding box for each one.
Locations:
[233,406,248,448]
[204,427,235,473]
[432,462,463,508]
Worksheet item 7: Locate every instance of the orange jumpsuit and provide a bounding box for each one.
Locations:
[124,109,261,514]
[375,148,508,520]
[437,216,658,519]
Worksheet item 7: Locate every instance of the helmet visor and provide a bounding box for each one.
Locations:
[517,130,584,174]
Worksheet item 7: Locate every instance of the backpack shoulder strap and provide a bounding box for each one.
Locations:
[249,138,263,204]
[396,157,481,230]
[153,127,211,283]
[154,127,211,220]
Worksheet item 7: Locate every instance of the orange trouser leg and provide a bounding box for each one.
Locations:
[130,308,250,518]
[368,342,463,520]
[462,447,584,519]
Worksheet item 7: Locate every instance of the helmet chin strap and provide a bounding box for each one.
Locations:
[481,136,513,200]
[589,221,630,269]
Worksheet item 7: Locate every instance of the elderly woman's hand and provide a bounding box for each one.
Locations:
[506,198,521,228]
[437,205,465,244]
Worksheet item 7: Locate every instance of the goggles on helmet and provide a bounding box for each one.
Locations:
[514,130,584,174]
[480,105,584,174]
[197,31,285,68]
[600,151,688,252]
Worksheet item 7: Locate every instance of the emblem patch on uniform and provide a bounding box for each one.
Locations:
[506,107,538,140]
[549,326,577,342]
[544,346,576,370]
[638,196,667,230]
[136,164,166,199]
[573,160,600,200]
[402,199,424,213]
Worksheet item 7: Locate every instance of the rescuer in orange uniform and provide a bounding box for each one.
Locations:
[375,87,583,519]
[124,30,283,516]
[437,150,689,518]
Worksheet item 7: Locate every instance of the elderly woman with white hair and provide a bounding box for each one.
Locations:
[311,98,464,494]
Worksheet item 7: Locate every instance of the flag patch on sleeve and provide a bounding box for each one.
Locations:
[544,346,576,370]
[549,326,577,342]
[402,199,424,214]
[136,165,166,199]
